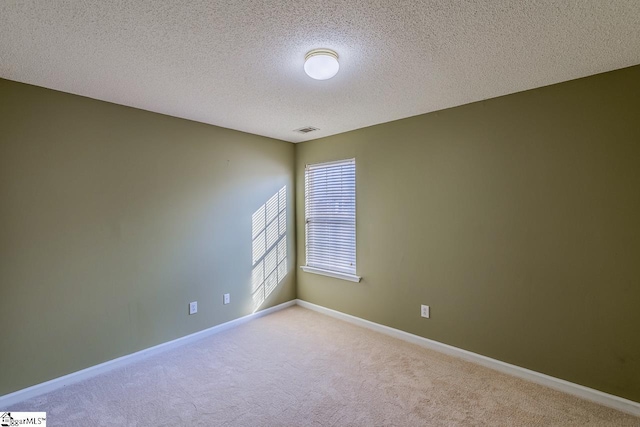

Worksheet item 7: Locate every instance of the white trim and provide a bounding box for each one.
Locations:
[295,299,640,417]
[305,157,355,170]
[4,298,637,417]
[0,300,296,409]
[300,266,361,282]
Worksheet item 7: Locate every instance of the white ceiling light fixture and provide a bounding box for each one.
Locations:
[304,49,339,80]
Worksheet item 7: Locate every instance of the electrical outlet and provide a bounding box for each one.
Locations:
[421,305,430,318]
[223,293,230,305]
[189,301,198,315]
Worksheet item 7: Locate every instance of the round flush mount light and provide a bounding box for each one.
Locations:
[304,49,339,80]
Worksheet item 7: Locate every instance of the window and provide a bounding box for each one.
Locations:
[301,158,360,282]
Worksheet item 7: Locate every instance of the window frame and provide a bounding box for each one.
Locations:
[301,158,361,283]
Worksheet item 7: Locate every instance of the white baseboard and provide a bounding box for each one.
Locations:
[295,299,640,417]
[0,300,296,409]
[3,298,638,417]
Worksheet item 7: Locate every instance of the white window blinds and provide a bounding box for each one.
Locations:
[305,159,356,276]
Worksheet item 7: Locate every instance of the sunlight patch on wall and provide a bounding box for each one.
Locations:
[251,186,287,312]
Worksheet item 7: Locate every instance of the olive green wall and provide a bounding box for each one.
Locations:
[295,65,640,402]
[0,79,296,396]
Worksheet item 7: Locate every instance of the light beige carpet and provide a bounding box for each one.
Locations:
[10,306,640,426]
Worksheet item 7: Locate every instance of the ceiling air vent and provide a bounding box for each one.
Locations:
[295,126,319,134]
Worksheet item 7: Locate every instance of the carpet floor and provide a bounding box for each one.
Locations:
[11,306,640,426]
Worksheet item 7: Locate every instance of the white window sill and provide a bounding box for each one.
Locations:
[300,266,362,283]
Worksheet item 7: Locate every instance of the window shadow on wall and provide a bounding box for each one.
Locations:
[251,186,287,312]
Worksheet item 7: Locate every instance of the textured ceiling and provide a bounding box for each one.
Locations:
[1,1,639,143]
